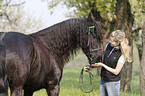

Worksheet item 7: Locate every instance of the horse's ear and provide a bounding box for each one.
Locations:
[87,13,95,22]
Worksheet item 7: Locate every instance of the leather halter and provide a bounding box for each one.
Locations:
[87,26,102,64]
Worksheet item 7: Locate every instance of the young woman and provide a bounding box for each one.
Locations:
[84,30,132,96]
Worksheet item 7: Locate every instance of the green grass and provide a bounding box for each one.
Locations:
[59,68,100,96]
[33,68,100,96]
[33,68,140,96]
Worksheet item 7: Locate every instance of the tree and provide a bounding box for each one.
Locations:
[116,0,133,92]
[45,0,145,92]
[0,0,45,33]
[131,0,145,62]
[0,0,25,24]
[140,23,145,96]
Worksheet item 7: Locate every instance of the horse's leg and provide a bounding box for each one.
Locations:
[8,66,28,96]
[24,90,33,96]
[46,70,63,96]
[46,84,60,96]
[10,87,22,96]
[45,59,63,96]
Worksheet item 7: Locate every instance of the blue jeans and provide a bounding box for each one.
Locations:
[100,79,120,96]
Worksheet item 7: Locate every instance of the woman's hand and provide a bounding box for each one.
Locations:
[91,62,104,67]
[84,66,92,71]
[84,62,104,72]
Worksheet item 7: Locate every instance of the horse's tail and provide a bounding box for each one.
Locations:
[0,42,8,96]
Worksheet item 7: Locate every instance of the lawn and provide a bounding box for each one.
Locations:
[33,68,140,96]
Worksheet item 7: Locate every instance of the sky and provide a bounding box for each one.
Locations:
[23,0,70,28]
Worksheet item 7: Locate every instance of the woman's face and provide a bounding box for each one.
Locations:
[110,34,120,47]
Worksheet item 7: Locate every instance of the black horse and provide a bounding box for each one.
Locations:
[0,13,103,96]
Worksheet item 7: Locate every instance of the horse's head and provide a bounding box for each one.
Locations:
[81,13,103,65]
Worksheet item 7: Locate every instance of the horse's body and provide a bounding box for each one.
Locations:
[0,14,103,96]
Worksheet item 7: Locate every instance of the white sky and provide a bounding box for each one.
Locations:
[23,0,70,27]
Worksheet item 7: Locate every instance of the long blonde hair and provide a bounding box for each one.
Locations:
[110,30,132,62]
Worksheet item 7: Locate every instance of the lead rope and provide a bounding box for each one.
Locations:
[79,65,94,93]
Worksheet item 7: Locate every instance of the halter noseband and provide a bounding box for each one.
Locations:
[87,26,102,51]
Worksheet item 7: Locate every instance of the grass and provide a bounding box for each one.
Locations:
[33,68,140,96]
[59,68,100,96]
[33,68,100,96]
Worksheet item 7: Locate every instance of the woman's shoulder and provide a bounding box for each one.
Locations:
[104,43,111,51]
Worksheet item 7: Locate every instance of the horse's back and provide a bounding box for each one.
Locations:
[2,32,33,51]
[0,41,8,96]
[2,32,33,59]
[2,32,33,65]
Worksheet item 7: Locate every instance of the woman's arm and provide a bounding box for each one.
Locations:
[91,62,124,75]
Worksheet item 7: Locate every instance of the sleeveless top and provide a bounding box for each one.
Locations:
[101,43,122,81]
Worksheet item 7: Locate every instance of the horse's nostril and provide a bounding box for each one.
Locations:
[99,59,102,62]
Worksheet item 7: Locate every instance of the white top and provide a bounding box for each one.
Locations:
[118,55,125,64]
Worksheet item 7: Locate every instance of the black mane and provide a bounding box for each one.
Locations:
[30,19,85,63]
[29,18,102,65]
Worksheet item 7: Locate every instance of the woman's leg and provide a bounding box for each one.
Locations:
[105,80,120,96]
[100,79,108,96]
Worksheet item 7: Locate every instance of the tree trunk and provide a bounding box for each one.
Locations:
[140,23,145,96]
[136,43,143,63]
[116,0,133,92]
[133,28,142,63]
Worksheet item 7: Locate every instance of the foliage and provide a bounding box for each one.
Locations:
[129,0,145,29]
[0,0,45,33]
[46,0,115,19]
[46,0,145,29]
[0,0,25,23]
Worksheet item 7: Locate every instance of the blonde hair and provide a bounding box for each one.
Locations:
[110,30,132,62]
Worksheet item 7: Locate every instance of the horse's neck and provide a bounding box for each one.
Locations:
[33,25,80,56]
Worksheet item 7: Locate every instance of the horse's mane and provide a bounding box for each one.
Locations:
[29,18,102,67]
